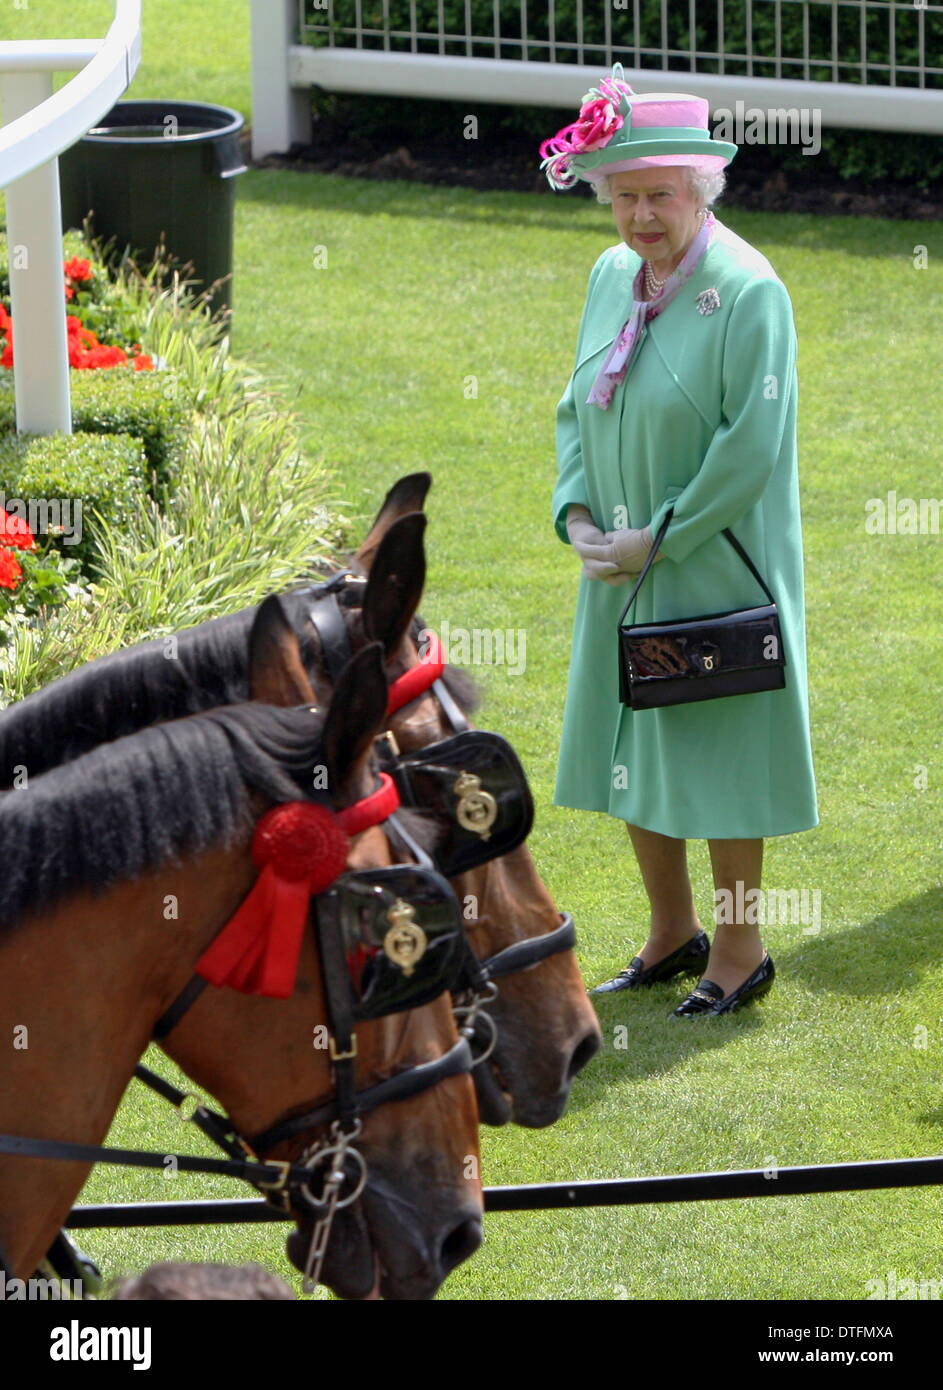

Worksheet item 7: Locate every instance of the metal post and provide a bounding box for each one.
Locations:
[1,70,71,436]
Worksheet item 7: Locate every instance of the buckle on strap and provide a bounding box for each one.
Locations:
[329,1035,358,1062]
[256,1158,293,1192]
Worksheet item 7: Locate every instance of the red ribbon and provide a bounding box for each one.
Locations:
[386,631,445,715]
[196,778,400,999]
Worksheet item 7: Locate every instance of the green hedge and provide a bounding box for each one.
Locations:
[0,430,146,572]
[0,369,188,487]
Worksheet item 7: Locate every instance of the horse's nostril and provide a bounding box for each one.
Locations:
[567,1029,602,1081]
[439,1216,483,1275]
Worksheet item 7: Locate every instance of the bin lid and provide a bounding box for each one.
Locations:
[83,100,244,144]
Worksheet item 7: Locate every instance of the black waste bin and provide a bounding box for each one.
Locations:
[59,101,247,316]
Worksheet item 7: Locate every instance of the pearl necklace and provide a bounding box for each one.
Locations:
[644,260,671,296]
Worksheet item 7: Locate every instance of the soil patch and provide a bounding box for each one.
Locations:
[245,128,943,221]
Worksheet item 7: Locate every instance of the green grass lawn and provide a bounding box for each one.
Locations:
[0,1,252,115]
[5,1,943,1301]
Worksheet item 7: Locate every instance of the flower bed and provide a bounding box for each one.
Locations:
[0,253,154,372]
[0,230,337,703]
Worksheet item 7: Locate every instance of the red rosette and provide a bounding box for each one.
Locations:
[198,802,351,999]
[251,801,349,892]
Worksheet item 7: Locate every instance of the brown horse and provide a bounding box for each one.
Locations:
[0,615,482,1301]
[0,475,601,1128]
[351,478,602,1126]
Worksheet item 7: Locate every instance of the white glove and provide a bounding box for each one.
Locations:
[603,526,655,574]
[567,507,663,582]
[566,505,623,580]
[565,504,609,553]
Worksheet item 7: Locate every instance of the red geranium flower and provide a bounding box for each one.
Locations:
[0,510,36,551]
[0,292,152,371]
[0,547,23,591]
[63,256,93,283]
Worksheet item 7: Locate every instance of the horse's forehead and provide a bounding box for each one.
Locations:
[346,824,395,871]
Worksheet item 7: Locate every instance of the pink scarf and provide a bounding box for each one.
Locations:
[587,211,716,410]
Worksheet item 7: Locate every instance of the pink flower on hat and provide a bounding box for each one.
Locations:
[539,76,634,190]
[573,95,624,151]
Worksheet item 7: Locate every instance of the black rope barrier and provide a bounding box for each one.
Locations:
[66,1153,943,1228]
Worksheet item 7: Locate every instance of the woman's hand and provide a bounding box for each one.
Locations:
[567,507,664,581]
[566,505,623,579]
[603,526,655,574]
[565,504,609,552]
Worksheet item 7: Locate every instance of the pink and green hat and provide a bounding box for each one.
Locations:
[539,63,738,191]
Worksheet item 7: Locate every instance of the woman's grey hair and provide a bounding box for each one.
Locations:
[593,167,726,208]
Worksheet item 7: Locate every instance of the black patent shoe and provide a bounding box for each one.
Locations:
[670,953,775,1018]
[590,930,710,995]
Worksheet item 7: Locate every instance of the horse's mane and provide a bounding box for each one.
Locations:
[0,701,329,935]
[0,590,324,789]
[0,589,481,789]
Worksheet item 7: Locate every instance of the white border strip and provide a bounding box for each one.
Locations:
[289,48,943,135]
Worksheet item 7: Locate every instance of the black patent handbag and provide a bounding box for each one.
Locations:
[618,510,786,710]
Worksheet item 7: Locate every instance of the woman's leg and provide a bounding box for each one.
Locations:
[704,837,766,996]
[626,823,703,964]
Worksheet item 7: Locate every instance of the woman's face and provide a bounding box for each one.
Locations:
[608,167,703,269]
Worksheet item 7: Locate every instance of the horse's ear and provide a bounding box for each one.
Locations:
[354,473,431,571]
[322,643,388,793]
[361,512,426,659]
[248,595,319,706]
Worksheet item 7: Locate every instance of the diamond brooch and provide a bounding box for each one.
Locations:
[695,288,721,316]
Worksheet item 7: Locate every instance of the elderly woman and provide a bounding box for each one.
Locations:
[543,67,817,1016]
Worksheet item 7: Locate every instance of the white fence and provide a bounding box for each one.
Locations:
[251,0,943,157]
[0,2,142,435]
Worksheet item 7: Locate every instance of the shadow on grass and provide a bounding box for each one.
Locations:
[563,885,943,1111]
[774,885,943,998]
[562,983,768,1111]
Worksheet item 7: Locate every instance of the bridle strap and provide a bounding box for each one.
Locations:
[386,636,445,715]
[334,772,398,836]
[0,1131,322,1196]
[429,675,470,733]
[132,1063,250,1162]
[314,903,360,1130]
[476,913,577,982]
[153,976,208,1041]
[305,575,364,685]
[249,1035,474,1153]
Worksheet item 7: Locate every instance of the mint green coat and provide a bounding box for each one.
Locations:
[552,222,818,838]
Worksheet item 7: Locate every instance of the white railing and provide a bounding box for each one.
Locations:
[0,2,142,435]
[251,0,943,157]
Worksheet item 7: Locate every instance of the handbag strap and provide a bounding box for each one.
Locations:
[618,509,777,626]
